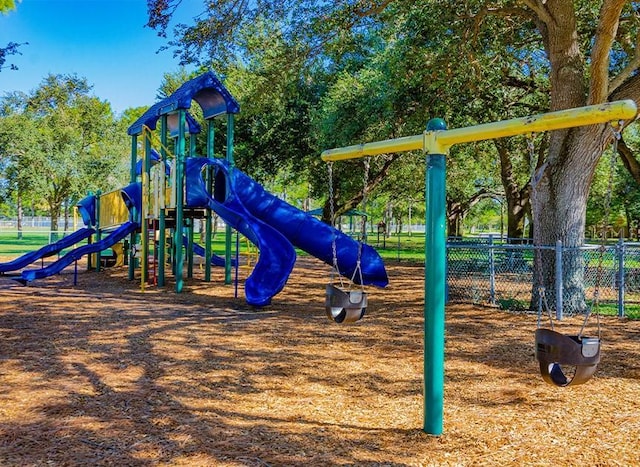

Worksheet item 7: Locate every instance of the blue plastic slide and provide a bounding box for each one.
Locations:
[186,159,296,306]
[19,222,138,283]
[185,158,388,306]
[0,227,95,273]
[182,235,234,267]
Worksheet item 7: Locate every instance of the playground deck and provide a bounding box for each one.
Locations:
[0,257,638,465]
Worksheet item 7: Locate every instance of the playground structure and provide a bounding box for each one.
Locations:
[0,72,388,308]
[321,99,638,435]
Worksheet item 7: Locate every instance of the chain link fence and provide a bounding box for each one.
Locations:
[447,237,640,319]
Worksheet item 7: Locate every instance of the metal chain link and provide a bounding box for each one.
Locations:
[327,162,343,287]
[528,134,555,328]
[351,158,370,288]
[360,158,370,243]
[580,123,622,338]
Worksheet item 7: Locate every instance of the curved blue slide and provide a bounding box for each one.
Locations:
[185,157,388,306]
[19,222,138,283]
[186,158,296,306]
[0,227,95,273]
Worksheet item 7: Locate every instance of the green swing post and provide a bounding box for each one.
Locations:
[423,118,447,435]
[204,120,215,282]
[158,115,168,287]
[174,109,186,293]
[224,113,235,285]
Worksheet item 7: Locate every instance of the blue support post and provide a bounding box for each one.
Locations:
[95,190,102,272]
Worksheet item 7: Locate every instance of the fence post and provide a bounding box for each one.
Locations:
[555,239,563,320]
[488,235,496,305]
[618,238,625,318]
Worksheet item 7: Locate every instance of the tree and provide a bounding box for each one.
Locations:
[0,0,26,72]
[0,111,42,237]
[0,74,128,235]
[502,1,640,311]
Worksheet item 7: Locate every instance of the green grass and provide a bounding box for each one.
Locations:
[4,229,640,321]
[0,231,55,256]
[369,232,425,262]
[595,302,640,320]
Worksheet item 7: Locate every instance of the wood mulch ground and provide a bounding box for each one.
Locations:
[0,256,638,466]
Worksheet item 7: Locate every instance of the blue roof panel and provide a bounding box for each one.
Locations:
[127,71,240,136]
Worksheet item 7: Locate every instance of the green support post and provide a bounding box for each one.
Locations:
[224,113,235,285]
[174,110,186,293]
[187,218,194,278]
[158,115,168,287]
[204,120,214,282]
[423,119,447,436]
[187,132,196,278]
[142,135,152,283]
[86,191,94,270]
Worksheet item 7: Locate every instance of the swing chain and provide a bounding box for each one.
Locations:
[361,158,370,243]
[350,158,370,287]
[327,162,343,286]
[580,122,622,338]
[528,133,555,328]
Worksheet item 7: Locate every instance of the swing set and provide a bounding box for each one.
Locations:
[321,99,637,436]
[325,159,371,323]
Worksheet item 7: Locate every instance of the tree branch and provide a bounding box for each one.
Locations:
[609,71,640,103]
[353,0,394,18]
[609,34,640,93]
[519,0,554,26]
[588,0,627,104]
[617,135,640,185]
[471,4,534,38]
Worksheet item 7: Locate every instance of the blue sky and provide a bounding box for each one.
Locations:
[0,0,201,113]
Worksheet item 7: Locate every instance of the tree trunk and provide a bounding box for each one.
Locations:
[16,191,23,240]
[446,209,464,238]
[446,188,492,238]
[532,125,611,312]
[49,202,62,242]
[528,0,619,313]
[495,141,530,242]
[64,200,70,233]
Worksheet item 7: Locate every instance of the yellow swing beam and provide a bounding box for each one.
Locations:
[321,100,637,160]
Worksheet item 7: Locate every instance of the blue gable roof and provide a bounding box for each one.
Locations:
[127,71,240,136]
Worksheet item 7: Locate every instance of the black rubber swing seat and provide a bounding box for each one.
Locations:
[535,328,600,387]
[325,284,367,324]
